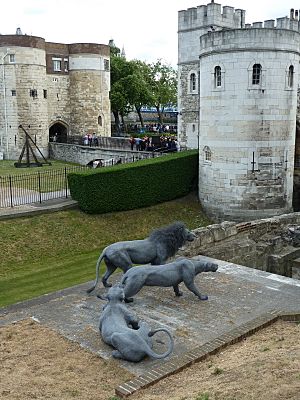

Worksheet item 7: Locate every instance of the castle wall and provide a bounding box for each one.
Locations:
[178,2,300,222]
[0,45,49,159]
[69,52,110,137]
[0,36,110,160]
[178,2,245,149]
[198,28,300,221]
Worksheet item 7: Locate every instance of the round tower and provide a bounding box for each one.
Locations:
[68,43,111,137]
[198,27,300,221]
[0,35,48,159]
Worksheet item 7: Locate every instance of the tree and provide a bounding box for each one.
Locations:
[148,60,177,124]
[123,60,153,128]
[110,50,131,133]
[110,39,178,132]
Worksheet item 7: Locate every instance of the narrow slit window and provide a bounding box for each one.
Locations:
[214,66,222,87]
[288,65,294,88]
[252,64,262,85]
[190,73,196,92]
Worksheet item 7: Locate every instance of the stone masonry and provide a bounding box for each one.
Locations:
[0,35,111,160]
[178,1,300,221]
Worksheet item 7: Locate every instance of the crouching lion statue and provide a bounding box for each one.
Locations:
[87,221,196,292]
[120,257,218,302]
[99,285,174,362]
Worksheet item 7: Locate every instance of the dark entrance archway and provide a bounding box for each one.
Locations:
[49,122,68,143]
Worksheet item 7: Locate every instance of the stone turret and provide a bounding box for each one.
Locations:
[178,1,300,221]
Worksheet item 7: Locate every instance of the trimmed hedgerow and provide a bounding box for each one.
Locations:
[67,150,198,214]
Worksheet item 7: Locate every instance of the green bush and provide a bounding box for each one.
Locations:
[68,150,198,214]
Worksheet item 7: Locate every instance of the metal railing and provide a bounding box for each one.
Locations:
[0,152,170,208]
[0,165,88,208]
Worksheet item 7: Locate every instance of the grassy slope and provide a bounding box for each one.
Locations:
[0,194,211,307]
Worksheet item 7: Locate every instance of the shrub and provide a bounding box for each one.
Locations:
[68,150,198,214]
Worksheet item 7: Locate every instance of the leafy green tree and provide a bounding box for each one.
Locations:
[110,50,131,133]
[123,60,153,128]
[149,60,177,124]
[110,40,177,131]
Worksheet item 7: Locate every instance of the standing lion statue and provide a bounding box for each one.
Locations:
[87,221,196,292]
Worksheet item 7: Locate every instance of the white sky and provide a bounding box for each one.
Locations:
[1,1,298,67]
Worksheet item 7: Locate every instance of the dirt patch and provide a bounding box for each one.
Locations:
[0,319,133,400]
[132,319,300,400]
[0,319,299,400]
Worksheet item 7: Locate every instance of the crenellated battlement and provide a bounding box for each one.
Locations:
[178,1,245,32]
[179,1,300,34]
[245,14,300,31]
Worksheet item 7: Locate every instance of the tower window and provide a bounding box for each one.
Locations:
[30,89,38,98]
[288,65,294,88]
[43,90,47,99]
[11,90,16,96]
[98,115,103,126]
[9,54,15,63]
[252,64,262,85]
[64,59,68,72]
[104,59,110,71]
[52,58,62,72]
[204,146,212,162]
[214,66,222,87]
[190,73,196,92]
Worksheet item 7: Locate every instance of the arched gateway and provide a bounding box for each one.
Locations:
[49,122,68,143]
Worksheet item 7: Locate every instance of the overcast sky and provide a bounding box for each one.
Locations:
[1,1,298,67]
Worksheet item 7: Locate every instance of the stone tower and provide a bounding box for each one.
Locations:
[178,1,300,221]
[0,34,111,160]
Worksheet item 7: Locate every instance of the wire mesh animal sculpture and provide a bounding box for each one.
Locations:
[120,257,218,302]
[99,285,174,362]
[87,222,196,292]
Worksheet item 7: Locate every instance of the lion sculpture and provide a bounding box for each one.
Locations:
[99,284,174,362]
[120,257,218,302]
[87,221,196,292]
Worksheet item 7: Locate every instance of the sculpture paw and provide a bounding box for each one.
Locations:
[199,295,208,301]
[102,281,112,288]
[125,297,134,303]
[175,291,183,297]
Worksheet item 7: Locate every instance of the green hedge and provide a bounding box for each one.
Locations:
[68,150,198,214]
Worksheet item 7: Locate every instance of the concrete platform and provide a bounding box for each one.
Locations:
[1,257,299,382]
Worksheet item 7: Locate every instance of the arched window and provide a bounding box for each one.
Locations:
[214,66,222,87]
[288,65,294,88]
[98,115,102,126]
[203,146,211,162]
[190,73,196,92]
[252,64,262,85]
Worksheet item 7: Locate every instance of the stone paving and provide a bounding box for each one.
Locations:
[1,256,299,387]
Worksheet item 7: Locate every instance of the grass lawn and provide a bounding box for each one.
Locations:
[0,159,80,176]
[0,193,211,308]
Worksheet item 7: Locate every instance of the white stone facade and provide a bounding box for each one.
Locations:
[0,36,111,160]
[178,1,300,221]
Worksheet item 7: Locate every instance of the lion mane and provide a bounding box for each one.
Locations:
[148,221,190,259]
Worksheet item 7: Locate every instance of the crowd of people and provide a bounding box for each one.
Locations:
[83,133,99,146]
[129,123,177,134]
[129,135,179,152]
[81,129,180,153]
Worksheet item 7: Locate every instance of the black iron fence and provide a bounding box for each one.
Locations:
[0,152,169,208]
[0,165,88,208]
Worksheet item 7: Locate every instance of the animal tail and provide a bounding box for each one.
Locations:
[146,328,174,359]
[86,250,105,293]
